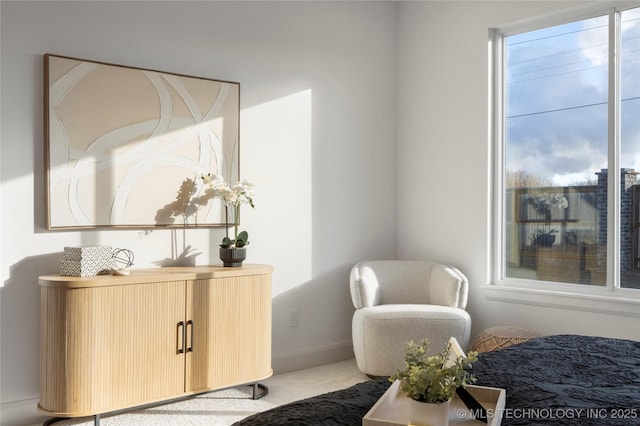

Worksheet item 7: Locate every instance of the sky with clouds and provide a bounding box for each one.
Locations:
[505,7,640,187]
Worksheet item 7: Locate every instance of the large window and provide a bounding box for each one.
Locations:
[495,6,640,291]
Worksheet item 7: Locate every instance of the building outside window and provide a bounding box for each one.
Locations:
[494,5,640,291]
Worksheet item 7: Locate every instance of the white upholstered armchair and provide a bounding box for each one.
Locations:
[349,260,471,377]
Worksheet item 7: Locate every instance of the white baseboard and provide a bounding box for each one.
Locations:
[1,397,48,426]
[271,339,354,374]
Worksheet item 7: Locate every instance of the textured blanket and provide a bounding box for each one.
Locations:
[234,378,390,425]
[473,334,640,425]
[234,335,640,425]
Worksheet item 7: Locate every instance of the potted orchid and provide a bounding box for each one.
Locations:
[527,192,568,247]
[201,173,255,266]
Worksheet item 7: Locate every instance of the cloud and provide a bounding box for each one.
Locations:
[505,9,640,185]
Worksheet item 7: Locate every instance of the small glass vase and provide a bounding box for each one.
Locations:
[407,398,450,426]
[219,247,246,267]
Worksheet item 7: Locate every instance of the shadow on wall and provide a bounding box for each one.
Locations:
[1,243,216,409]
[153,244,201,267]
[270,264,357,374]
[1,252,62,401]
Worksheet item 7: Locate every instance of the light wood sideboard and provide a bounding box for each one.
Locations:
[38,265,272,422]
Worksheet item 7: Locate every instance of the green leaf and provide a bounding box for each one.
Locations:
[220,236,232,248]
[389,339,477,403]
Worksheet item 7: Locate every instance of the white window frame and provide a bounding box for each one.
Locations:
[488,2,640,317]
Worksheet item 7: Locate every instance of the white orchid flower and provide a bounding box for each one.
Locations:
[219,187,237,203]
[201,173,215,185]
[198,173,256,248]
[201,174,228,192]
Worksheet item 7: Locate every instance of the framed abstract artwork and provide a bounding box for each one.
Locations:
[44,54,240,229]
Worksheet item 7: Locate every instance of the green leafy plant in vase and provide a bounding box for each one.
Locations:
[201,174,255,267]
[390,338,478,426]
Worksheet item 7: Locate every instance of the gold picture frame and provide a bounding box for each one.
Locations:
[44,54,240,229]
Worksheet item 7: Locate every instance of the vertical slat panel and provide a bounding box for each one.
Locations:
[40,287,69,412]
[88,280,186,411]
[40,280,186,416]
[187,272,272,392]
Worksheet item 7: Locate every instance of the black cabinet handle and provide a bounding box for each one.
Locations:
[186,320,194,352]
[177,321,185,354]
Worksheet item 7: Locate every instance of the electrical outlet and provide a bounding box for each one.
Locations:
[289,308,299,328]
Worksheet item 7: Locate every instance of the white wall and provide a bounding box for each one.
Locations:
[5,0,640,424]
[0,1,397,423]
[396,0,640,343]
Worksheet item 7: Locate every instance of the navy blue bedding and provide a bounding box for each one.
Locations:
[234,335,640,425]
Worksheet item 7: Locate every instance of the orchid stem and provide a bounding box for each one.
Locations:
[234,203,240,241]
[225,205,229,240]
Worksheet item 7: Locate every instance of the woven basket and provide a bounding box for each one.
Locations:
[472,326,542,353]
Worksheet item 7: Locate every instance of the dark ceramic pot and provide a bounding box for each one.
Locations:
[535,234,556,247]
[219,247,246,267]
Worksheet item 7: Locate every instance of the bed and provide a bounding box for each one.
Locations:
[234,335,640,425]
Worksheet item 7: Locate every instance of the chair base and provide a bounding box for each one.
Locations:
[352,304,471,377]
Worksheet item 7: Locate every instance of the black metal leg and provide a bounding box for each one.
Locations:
[44,384,268,425]
[43,413,100,426]
[251,383,269,399]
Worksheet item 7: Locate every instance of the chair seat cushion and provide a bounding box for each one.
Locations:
[356,304,470,320]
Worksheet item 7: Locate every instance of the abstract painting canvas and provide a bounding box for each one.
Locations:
[44,54,240,229]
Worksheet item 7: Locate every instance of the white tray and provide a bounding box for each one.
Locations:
[363,381,506,426]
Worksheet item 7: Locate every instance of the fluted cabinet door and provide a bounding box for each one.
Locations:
[39,280,186,416]
[186,274,272,392]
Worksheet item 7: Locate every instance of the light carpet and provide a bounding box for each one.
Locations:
[35,358,369,426]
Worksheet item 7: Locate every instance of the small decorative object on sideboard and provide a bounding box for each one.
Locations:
[59,246,114,277]
[389,337,478,426]
[202,174,255,267]
[111,248,135,275]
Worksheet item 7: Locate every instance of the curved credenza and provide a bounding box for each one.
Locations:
[39,265,273,424]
